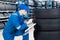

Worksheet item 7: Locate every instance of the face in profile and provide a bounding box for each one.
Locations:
[19,10,27,16]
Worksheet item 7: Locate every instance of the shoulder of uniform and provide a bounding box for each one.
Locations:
[12,12,18,16]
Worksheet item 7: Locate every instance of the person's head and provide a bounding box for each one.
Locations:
[18,4,30,16]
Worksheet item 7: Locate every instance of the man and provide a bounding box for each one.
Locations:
[3,4,35,40]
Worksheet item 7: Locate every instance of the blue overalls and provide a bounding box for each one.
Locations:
[3,11,29,40]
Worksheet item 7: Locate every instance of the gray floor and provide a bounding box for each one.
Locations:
[0,28,34,40]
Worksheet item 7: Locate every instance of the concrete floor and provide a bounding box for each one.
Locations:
[0,27,35,40]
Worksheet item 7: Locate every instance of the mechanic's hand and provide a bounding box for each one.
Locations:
[25,23,36,32]
[27,19,33,25]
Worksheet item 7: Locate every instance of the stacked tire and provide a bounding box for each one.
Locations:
[0,3,6,11]
[0,3,16,11]
[34,8,60,40]
[5,0,16,3]
[5,4,16,11]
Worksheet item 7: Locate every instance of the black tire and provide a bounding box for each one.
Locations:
[34,19,60,30]
[34,31,60,40]
[34,8,60,19]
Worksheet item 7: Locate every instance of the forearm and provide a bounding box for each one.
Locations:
[20,23,28,31]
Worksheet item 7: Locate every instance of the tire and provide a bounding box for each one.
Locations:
[34,8,60,18]
[34,19,60,30]
[34,31,60,40]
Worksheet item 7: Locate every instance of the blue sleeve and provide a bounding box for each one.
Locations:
[12,15,20,29]
[20,23,28,31]
[12,15,28,31]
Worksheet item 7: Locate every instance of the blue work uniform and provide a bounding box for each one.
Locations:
[3,11,29,40]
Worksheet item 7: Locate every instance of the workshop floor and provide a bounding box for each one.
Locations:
[0,27,35,40]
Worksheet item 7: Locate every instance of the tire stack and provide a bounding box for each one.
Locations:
[4,0,16,3]
[33,8,60,40]
[0,3,16,11]
[5,4,16,11]
[0,3,6,11]
[0,0,16,29]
